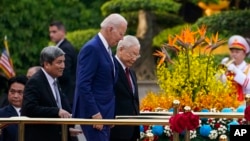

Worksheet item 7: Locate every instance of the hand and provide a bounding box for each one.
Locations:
[58,109,72,118]
[92,112,103,130]
[221,57,229,65]
[227,63,237,73]
[69,127,83,136]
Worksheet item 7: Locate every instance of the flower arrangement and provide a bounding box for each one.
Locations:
[140,116,247,141]
[139,25,246,140]
[140,25,241,112]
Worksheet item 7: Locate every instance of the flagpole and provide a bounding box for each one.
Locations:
[3,35,15,76]
[4,35,10,56]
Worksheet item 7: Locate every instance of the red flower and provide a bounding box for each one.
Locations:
[170,112,199,133]
[183,112,200,130]
[214,123,221,129]
[169,114,186,133]
[154,135,159,141]
[144,125,149,132]
[244,106,250,121]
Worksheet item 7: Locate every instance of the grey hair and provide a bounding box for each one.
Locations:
[117,35,140,50]
[40,46,65,67]
[100,13,127,28]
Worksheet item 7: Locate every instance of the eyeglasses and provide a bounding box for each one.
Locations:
[127,52,141,59]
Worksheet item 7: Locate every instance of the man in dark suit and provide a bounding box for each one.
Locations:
[0,75,28,141]
[49,21,77,108]
[72,13,127,141]
[21,46,81,141]
[110,35,141,141]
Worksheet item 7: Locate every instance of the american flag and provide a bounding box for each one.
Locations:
[0,36,15,79]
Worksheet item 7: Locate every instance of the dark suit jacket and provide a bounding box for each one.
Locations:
[21,69,72,141]
[110,58,140,140]
[0,105,19,141]
[72,35,116,141]
[58,39,77,107]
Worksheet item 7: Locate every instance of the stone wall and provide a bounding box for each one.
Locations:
[138,80,160,100]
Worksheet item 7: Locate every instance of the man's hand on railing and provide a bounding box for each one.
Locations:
[58,109,72,118]
[92,112,103,130]
[69,127,83,136]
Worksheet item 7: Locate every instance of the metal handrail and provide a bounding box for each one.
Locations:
[140,111,244,118]
[0,116,169,141]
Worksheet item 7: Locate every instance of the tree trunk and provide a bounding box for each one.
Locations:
[133,10,157,80]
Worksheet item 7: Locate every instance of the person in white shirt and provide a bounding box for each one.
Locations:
[220,35,250,101]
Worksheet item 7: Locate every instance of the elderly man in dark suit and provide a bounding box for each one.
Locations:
[21,46,81,141]
[49,21,77,108]
[72,13,127,141]
[0,75,28,141]
[110,35,141,141]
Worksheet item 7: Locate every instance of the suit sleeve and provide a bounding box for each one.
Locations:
[21,78,59,117]
[75,45,100,117]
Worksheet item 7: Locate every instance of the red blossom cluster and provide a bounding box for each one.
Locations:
[169,112,199,133]
[244,105,250,121]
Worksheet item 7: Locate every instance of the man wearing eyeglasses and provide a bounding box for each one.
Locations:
[0,75,28,141]
[110,35,141,141]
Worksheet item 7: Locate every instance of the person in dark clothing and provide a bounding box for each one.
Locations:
[0,75,28,141]
[49,21,77,108]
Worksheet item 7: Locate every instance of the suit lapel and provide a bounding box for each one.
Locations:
[115,58,134,95]
[95,35,115,78]
[7,105,18,117]
[39,70,59,107]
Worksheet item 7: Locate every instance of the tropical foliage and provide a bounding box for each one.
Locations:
[141,25,241,112]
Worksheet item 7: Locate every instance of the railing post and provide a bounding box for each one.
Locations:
[219,134,228,141]
[184,106,191,141]
[173,100,180,141]
[62,125,68,141]
[245,94,250,125]
[18,121,24,141]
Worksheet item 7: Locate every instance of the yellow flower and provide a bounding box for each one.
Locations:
[141,25,240,111]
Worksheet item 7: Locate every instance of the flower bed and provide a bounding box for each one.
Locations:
[139,25,247,140]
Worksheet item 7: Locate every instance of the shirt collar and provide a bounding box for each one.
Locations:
[41,68,56,85]
[56,39,65,47]
[98,32,109,51]
[115,55,126,71]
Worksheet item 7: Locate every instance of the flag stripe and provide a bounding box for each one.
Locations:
[0,49,15,78]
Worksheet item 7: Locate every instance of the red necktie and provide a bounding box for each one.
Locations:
[125,68,132,91]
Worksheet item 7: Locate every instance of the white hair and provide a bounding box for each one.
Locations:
[100,13,127,28]
[117,35,140,50]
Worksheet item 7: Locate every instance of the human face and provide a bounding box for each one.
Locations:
[108,23,127,47]
[49,26,65,43]
[230,48,246,65]
[8,82,24,107]
[44,55,65,78]
[119,46,140,68]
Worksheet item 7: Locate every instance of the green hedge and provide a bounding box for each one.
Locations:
[195,10,250,38]
[66,29,99,52]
